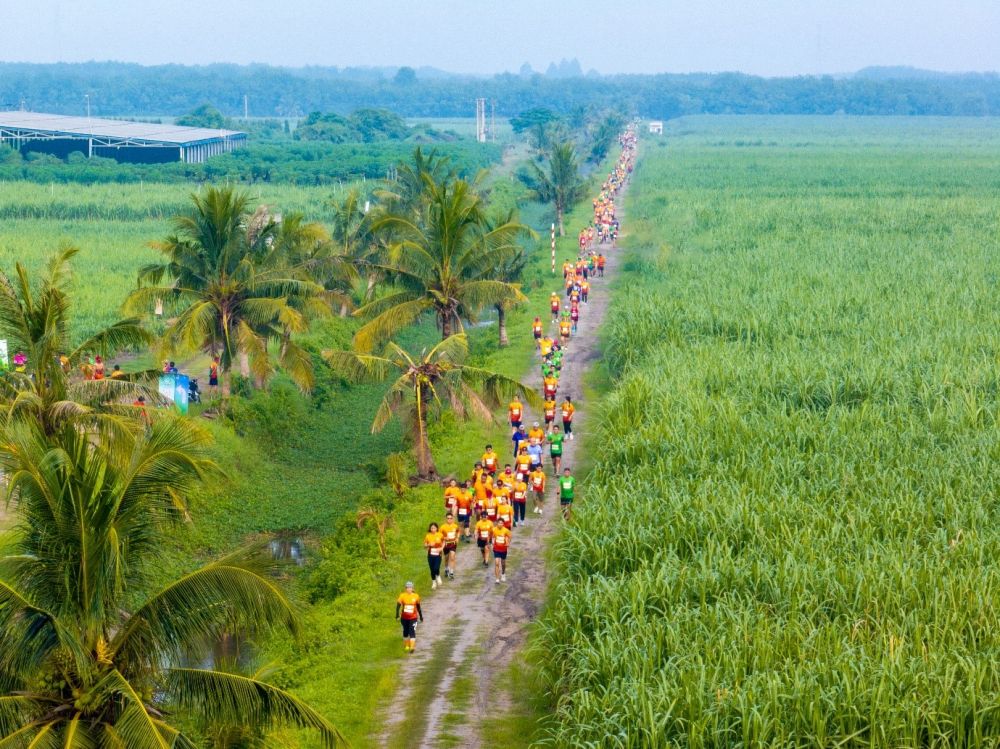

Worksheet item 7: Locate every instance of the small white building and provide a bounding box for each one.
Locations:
[648,121,664,135]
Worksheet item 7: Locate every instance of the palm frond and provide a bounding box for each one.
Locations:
[164,669,345,748]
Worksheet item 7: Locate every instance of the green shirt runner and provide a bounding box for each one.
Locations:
[559,475,575,502]
[548,432,564,456]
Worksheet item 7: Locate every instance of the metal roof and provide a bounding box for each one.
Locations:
[0,111,246,146]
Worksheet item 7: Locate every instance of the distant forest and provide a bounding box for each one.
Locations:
[2,62,1000,119]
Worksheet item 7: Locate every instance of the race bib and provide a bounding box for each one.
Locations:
[403,604,415,614]
[430,547,441,556]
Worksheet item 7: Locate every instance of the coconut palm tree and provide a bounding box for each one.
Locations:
[520,141,588,236]
[0,418,342,746]
[354,177,533,352]
[324,334,540,480]
[0,246,153,437]
[374,147,455,217]
[126,186,329,395]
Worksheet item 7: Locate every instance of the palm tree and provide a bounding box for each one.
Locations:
[0,419,342,746]
[520,141,588,236]
[0,246,153,437]
[324,334,540,480]
[327,189,386,314]
[483,209,529,348]
[374,147,455,217]
[355,177,533,352]
[126,186,329,395]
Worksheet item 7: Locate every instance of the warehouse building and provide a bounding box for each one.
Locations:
[0,111,247,164]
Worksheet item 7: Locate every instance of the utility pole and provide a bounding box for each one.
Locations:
[244,94,249,120]
[85,94,92,158]
[490,99,496,143]
[475,98,486,143]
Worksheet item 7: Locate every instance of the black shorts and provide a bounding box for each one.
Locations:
[209,376,219,386]
[534,331,541,339]
[511,420,522,428]
[443,543,457,554]
[477,538,489,549]
[401,618,417,638]
[562,421,572,434]
[493,550,508,560]
[560,498,574,505]
[458,512,470,526]
[544,414,554,423]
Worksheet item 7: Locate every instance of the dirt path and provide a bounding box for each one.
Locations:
[379,150,633,749]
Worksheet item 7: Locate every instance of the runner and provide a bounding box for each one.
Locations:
[529,466,546,515]
[548,424,564,475]
[491,520,512,584]
[570,303,580,334]
[511,475,528,527]
[475,515,494,566]
[550,292,561,323]
[558,468,576,521]
[444,478,461,516]
[527,438,544,475]
[423,522,444,589]
[527,421,545,444]
[496,492,514,531]
[514,445,532,479]
[456,482,474,541]
[581,278,590,303]
[508,397,524,429]
[481,444,500,476]
[559,314,572,342]
[512,425,527,458]
[543,372,558,401]
[561,396,576,440]
[395,582,423,653]
[532,316,543,343]
[440,513,460,580]
[543,397,557,429]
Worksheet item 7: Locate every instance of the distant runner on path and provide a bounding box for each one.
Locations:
[395,582,424,653]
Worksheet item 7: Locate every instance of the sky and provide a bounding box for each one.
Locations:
[2,0,998,76]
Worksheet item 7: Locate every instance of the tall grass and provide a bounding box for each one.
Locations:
[536,117,1000,747]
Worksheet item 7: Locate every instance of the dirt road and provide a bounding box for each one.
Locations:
[378,238,621,748]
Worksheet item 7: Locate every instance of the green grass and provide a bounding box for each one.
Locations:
[536,116,1000,747]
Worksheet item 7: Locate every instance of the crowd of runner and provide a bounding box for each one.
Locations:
[397,126,638,652]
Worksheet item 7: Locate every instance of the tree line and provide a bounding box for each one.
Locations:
[4,61,1000,118]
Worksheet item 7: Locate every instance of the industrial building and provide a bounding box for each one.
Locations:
[0,111,247,164]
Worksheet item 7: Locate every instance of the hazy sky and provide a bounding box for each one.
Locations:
[3,0,998,76]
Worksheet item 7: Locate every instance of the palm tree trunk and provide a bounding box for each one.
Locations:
[339,303,350,318]
[222,370,232,398]
[414,387,437,480]
[441,312,452,340]
[239,352,250,379]
[557,203,565,237]
[496,303,509,347]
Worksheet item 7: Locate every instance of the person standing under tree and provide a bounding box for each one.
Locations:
[395,581,424,653]
[424,523,444,589]
[209,356,220,395]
